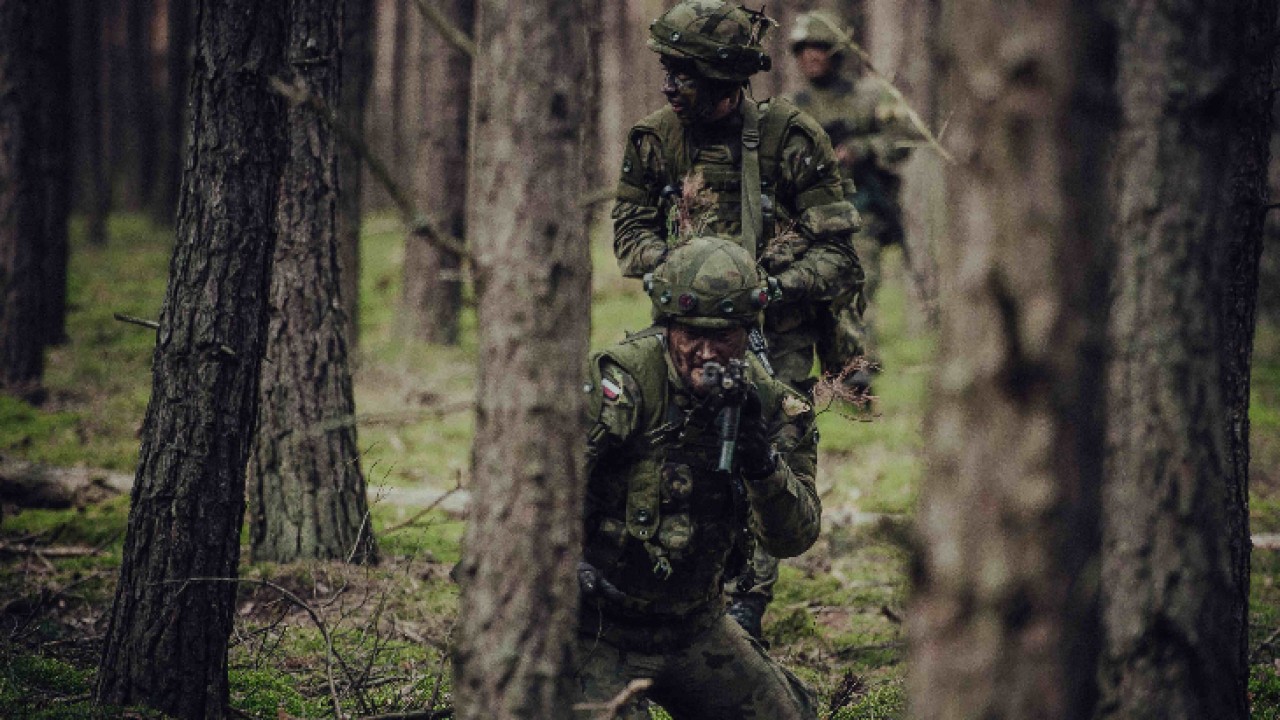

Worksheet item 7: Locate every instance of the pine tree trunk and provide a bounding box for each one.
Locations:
[95,2,288,716]
[1098,1,1274,717]
[72,0,108,246]
[906,1,1114,717]
[452,1,591,717]
[36,0,71,347]
[1218,0,1276,697]
[401,0,471,344]
[337,0,373,348]
[158,0,193,224]
[248,0,376,566]
[0,0,47,395]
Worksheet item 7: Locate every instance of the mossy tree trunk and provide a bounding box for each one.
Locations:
[906,0,1114,717]
[401,0,472,345]
[452,0,591,717]
[95,2,288,716]
[1098,0,1275,717]
[248,0,376,566]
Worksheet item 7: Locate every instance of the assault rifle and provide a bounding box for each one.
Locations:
[698,359,750,473]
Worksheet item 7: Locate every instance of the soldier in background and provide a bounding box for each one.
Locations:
[611,0,864,640]
[578,235,819,720]
[790,11,921,389]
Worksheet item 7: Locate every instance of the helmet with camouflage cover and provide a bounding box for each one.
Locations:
[789,11,851,58]
[645,236,773,328]
[648,1,774,82]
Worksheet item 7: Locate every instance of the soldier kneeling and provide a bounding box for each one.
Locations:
[576,236,820,720]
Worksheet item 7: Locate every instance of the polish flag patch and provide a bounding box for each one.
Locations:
[601,378,623,401]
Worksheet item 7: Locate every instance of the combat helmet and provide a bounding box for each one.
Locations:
[645,236,774,328]
[648,1,775,82]
[789,11,851,58]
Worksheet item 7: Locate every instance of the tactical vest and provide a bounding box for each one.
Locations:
[627,97,842,258]
[583,330,786,620]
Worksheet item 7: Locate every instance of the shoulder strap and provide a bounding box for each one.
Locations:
[741,100,763,258]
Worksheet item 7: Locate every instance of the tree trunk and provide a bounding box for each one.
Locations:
[1098,1,1274,717]
[72,0,109,246]
[906,1,1114,718]
[248,0,377,566]
[115,0,156,212]
[158,0,193,224]
[388,0,409,182]
[0,0,48,396]
[1218,0,1276,698]
[452,1,591,717]
[36,0,71,348]
[337,0,373,348]
[401,0,471,344]
[95,2,288,716]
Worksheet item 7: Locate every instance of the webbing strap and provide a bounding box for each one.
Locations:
[740,100,763,258]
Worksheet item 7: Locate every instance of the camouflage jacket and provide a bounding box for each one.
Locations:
[792,76,920,203]
[612,99,864,365]
[581,330,820,647]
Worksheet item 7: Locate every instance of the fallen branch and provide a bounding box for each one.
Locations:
[1251,625,1280,663]
[354,709,452,720]
[0,543,105,558]
[572,678,654,720]
[381,479,464,535]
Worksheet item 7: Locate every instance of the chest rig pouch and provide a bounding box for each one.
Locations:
[589,333,755,583]
[645,101,795,259]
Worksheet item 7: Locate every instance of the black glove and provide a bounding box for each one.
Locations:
[736,387,777,482]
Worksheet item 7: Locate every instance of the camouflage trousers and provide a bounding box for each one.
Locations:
[572,615,817,720]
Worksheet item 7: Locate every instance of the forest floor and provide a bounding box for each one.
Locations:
[0,214,1277,719]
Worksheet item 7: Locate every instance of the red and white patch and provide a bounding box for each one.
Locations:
[601,378,622,401]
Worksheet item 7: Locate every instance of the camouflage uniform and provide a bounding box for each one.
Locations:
[789,11,919,368]
[613,0,858,649]
[576,236,820,719]
[612,3,863,393]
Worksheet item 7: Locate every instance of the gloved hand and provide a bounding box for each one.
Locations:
[773,266,812,302]
[736,386,778,486]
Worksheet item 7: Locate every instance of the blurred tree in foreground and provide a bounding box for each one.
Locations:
[908,0,1114,716]
[452,0,592,716]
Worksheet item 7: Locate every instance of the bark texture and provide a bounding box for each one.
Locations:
[248,0,375,565]
[401,0,472,344]
[452,1,591,717]
[337,0,373,347]
[0,0,47,394]
[95,2,288,716]
[907,1,1114,717]
[1098,1,1275,717]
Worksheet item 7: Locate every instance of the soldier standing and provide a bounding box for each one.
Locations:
[611,0,863,638]
[578,235,819,720]
[789,11,921,388]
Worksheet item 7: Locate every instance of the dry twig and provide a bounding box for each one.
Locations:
[572,678,655,720]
